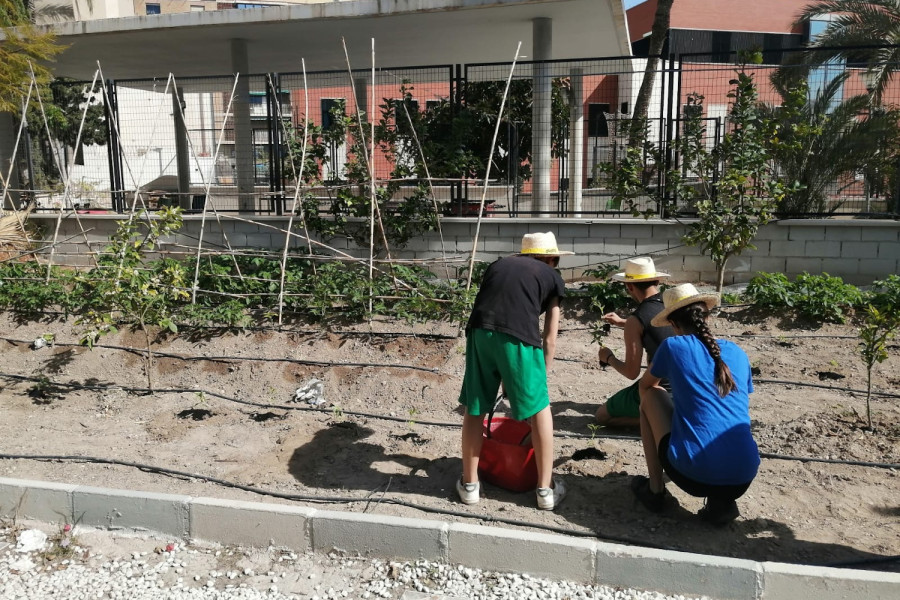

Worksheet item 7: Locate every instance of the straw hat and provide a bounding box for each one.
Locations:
[610,257,670,282]
[518,232,574,256]
[650,283,720,327]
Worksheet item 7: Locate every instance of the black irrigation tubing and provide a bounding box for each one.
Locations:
[0,337,440,374]
[0,309,461,340]
[758,452,900,471]
[754,378,900,400]
[3,372,899,470]
[0,452,666,552]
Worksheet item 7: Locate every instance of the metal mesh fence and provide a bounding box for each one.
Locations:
[12,46,900,218]
[464,56,672,216]
[674,46,900,216]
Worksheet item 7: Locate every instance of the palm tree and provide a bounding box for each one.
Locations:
[628,0,676,148]
[795,0,900,103]
[765,72,900,214]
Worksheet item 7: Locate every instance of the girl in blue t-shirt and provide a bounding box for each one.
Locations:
[634,283,760,526]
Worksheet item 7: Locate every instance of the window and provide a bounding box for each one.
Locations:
[145,3,160,15]
[587,103,611,137]
[191,5,204,11]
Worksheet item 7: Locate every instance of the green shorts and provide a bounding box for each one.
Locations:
[605,381,641,419]
[458,328,549,421]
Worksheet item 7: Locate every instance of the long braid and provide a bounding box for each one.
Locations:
[671,303,736,397]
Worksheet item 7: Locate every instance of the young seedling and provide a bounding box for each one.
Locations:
[857,305,899,429]
[407,407,420,432]
[587,423,600,445]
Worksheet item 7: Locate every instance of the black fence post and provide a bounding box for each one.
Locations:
[104,79,125,213]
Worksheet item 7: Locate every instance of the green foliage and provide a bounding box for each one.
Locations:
[76,208,188,388]
[0,261,75,316]
[857,305,899,428]
[792,272,863,324]
[0,0,65,113]
[745,272,794,309]
[868,274,900,313]
[764,73,900,215]
[680,69,781,292]
[284,87,439,253]
[582,264,631,314]
[602,65,781,291]
[582,264,632,345]
[745,271,863,324]
[26,78,109,189]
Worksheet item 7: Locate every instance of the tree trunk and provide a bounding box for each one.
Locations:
[716,258,727,293]
[628,0,676,148]
[865,373,873,430]
[140,318,154,392]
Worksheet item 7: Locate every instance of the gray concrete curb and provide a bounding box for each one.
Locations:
[1,477,897,599]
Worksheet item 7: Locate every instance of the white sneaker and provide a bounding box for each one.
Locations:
[456,479,480,505]
[536,479,566,510]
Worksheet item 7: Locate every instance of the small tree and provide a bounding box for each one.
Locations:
[679,63,783,292]
[857,305,899,429]
[26,77,108,189]
[76,208,188,391]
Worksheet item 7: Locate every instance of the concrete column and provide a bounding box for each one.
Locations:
[172,89,191,210]
[231,39,255,213]
[568,68,584,217]
[532,18,552,217]
[0,113,22,210]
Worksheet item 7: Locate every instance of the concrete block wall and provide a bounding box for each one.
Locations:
[2,477,899,600]
[31,215,900,285]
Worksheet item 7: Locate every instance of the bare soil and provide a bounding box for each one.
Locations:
[0,301,898,573]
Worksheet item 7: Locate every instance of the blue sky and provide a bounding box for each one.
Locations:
[624,0,645,8]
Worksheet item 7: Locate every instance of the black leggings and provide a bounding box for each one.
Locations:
[658,433,752,503]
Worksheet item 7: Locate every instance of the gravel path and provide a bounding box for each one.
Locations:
[0,523,712,600]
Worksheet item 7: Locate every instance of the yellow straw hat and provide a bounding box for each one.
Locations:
[610,257,670,282]
[518,232,574,256]
[650,283,720,328]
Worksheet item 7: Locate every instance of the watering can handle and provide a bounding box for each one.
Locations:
[484,390,507,439]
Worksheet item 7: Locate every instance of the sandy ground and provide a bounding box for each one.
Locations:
[0,300,897,574]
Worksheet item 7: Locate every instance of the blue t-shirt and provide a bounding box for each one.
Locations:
[650,335,760,486]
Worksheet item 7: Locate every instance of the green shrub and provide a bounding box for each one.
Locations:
[582,264,631,314]
[745,272,793,309]
[745,271,864,324]
[792,272,862,324]
[868,274,900,314]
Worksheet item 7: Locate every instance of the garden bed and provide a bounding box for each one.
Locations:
[0,305,897,572]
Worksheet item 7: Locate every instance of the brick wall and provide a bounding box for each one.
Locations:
[32,215,899,286]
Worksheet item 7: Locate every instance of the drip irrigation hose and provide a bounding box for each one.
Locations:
[754,378,900,400]
[2,372,898,469]
[1,373,897,568]
[0,337,440,374]
[0,451,894,569]
[0,452,664,553]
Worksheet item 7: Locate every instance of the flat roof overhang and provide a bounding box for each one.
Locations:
[35,0,631,81]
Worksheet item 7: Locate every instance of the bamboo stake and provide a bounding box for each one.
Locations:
[466,42,522,291]
[0,79,33,239]
[276,61,311,325]
[169,75,243,284]
[268,70,316,272]
[190,73,241,304]
[216,213,419,292]
[397,93,451,279]
[96,65,168,285]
